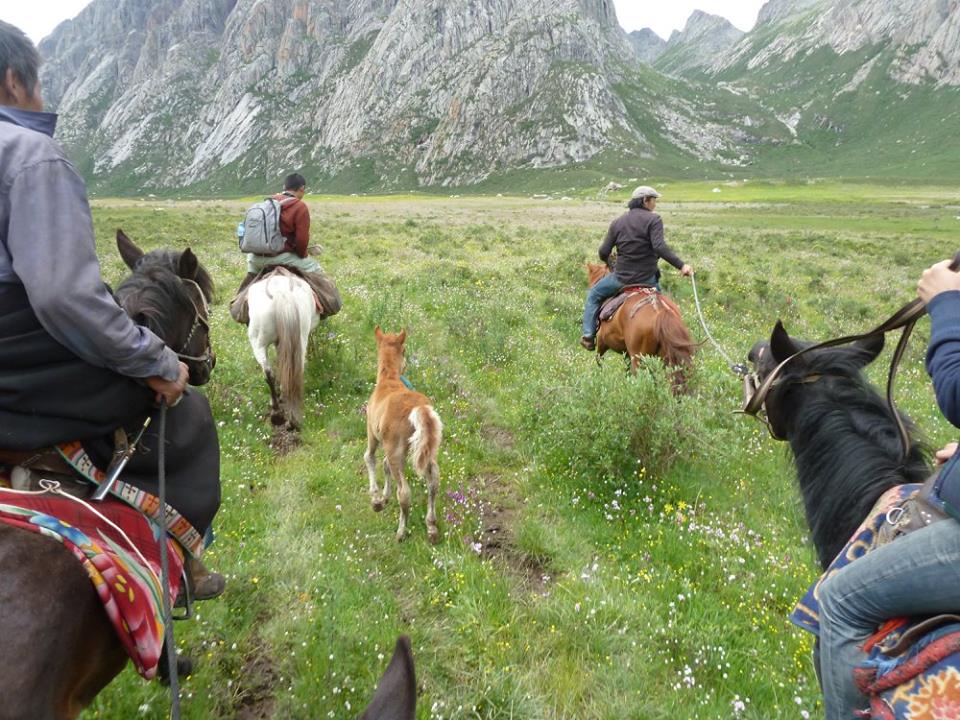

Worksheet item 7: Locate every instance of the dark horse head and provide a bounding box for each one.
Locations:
[748,320,930,569]
[114,229,216,386]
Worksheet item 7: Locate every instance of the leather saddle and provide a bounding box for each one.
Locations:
[0,429,128,498]
[598,286,659,324]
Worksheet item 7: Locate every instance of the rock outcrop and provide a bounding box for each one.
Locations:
[654,11,745,76]
[628,29,667,65]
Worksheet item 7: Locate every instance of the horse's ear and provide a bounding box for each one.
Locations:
[770,320,800,362]
[116,229,144,270]
[360,635,416,720]
[852,333,885,365]
[374,326,383,342]
[178,248,199,280]
[398,329,407,344]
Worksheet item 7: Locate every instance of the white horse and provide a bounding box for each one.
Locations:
[247,268,319,430]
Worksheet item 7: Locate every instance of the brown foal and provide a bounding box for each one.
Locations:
[365,328,442,543]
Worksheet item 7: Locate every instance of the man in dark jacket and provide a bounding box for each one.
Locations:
[229,173,341,324]
[580,185,693,351]
[0,21,222,599]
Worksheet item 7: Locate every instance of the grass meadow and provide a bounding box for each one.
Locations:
[82,182,960,719]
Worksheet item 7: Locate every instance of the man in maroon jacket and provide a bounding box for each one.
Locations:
[229,173,341,323]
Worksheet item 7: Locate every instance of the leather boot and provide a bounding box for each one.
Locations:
[185,556,226,601]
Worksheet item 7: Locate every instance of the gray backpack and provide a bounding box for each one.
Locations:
[238,195,297,255]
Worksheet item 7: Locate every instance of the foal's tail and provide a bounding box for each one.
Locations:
[275,290,305,425]
[409,405,442,477]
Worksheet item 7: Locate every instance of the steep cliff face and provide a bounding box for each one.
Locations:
[715,0,960,86]
[37,0,776,192]
[653,11,745,76]
[628,29,667,65]
[704,0,960,179]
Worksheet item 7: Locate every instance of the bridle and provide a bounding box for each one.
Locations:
[741,293,934,458]
[175,278,214,376]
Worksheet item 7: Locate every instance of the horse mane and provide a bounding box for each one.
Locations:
[134,249,215,303]
[781,345,929,568]
[114,262,198,340]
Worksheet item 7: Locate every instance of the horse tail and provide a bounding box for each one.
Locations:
[275,289,305,425]
[654,296,697,386]
[409,405,442,478]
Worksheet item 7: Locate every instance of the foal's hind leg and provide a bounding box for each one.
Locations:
[425,460,440,545]
[365,428,385,512]
[386,448,411,542]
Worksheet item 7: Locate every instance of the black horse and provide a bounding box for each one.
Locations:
[0,234,217,718]
[747,320,930,569]
[115,229,216,385]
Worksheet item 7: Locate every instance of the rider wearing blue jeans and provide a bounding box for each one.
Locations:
[580,185,693,351]
[818,258,960,718]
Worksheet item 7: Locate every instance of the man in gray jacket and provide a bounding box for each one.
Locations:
[580,185,694,350]
[0,21,222,599]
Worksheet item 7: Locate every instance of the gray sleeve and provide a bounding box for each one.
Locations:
[6,158,180,381]
[598,220,616,263]
[649,215,683,270]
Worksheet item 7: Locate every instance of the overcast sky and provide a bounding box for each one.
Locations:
[5,0,767,45]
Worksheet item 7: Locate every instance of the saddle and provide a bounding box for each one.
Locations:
[598,286,659,324]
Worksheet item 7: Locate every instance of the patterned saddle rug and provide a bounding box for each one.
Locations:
[0,473,184,680]
[791,484,960,718]
[598,286,659,323]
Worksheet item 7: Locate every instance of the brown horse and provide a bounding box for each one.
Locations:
[0,236,215,719]
[365,328,443,543]
[586,263,697,389]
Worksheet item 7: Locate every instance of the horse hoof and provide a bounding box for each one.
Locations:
[396,531,407,543]
[428,527,440,545]
[372,498,385,512]
[270,412,285,427]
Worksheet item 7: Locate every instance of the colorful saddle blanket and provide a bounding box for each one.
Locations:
[791,484,960,718]
[598,286,659,323]
[0,480,183,680]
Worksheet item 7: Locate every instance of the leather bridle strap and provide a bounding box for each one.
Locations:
[744,251,960,459]
[743,298,925,454]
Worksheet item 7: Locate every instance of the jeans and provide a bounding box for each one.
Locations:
[581,273,625,338]
[581,273,660,338]
[819,518,960,719]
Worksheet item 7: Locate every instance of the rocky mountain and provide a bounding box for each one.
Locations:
[701,0,960,179]
[627,29,667,65]
[34,0,960,191]
[653,11,745,76]
[714,0,960,85]
[37,0,774,193]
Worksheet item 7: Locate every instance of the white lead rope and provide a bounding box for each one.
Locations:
[689,273,749,376]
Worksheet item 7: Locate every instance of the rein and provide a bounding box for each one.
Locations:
[743,253,960,456]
